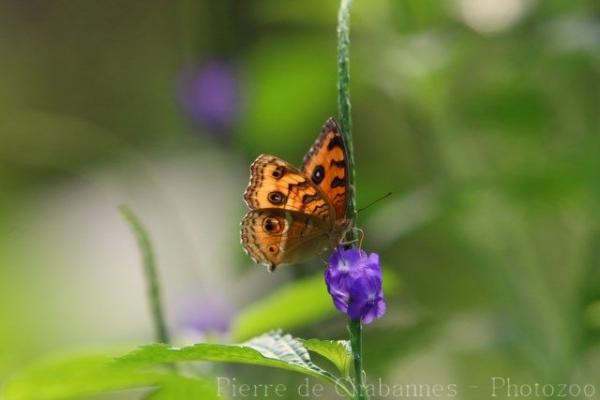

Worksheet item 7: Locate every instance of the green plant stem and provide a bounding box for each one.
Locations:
[348,319,366,399]
[338,0,357,233]
[119,205,170,344]
[337,1,367,399]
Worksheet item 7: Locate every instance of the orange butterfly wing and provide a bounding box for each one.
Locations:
[240,118,349,271]
[301,118,348,221]
[240,209,332,271]
[243,154,333,222]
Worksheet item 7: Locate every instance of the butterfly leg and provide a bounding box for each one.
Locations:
[356,227,365,249]
[339,227,365,249]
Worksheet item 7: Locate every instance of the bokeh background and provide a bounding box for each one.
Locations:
[1,0,599,398]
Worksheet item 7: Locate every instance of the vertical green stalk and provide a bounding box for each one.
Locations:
[348,319,366,399]
[338,0,357,232]
[337,1,367,399]
[119,205,170,344]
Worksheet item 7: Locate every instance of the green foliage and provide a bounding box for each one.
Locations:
[1,352,217,400]
[230,274,336,341]
[585,301,600,330]
[146,376,220,400]
[3,332,359,399]
[302,338,352,377]
[117,331,353,398]
[240,37,335,158]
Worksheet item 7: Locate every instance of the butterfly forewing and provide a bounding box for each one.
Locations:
[243,154,333,222]
[301,118,348,221]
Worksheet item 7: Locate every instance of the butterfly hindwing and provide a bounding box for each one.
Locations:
[240,209,331,271]
[301,118,348,221]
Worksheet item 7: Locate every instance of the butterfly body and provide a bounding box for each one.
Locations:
[241,118,349,271]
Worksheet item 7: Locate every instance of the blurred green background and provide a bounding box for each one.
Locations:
[0,0,599,399]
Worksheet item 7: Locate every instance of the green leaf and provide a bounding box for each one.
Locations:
[585,300,600,330]
[240,37,335,158]
[146,375,218,400]
[231,271,402,341]
[302,339,352,377]
[231,274,335,341]
[1,352,214,400]
[116,331,354,398]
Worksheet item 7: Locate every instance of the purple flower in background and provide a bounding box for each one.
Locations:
[180,295,233,338]
[325,247,386,324]
[177,59,241,138]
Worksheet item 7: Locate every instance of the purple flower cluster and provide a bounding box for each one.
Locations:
[176,59,241,137]
[325,247,386,324]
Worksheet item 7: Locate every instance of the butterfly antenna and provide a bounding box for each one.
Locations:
[357,192,393,213]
